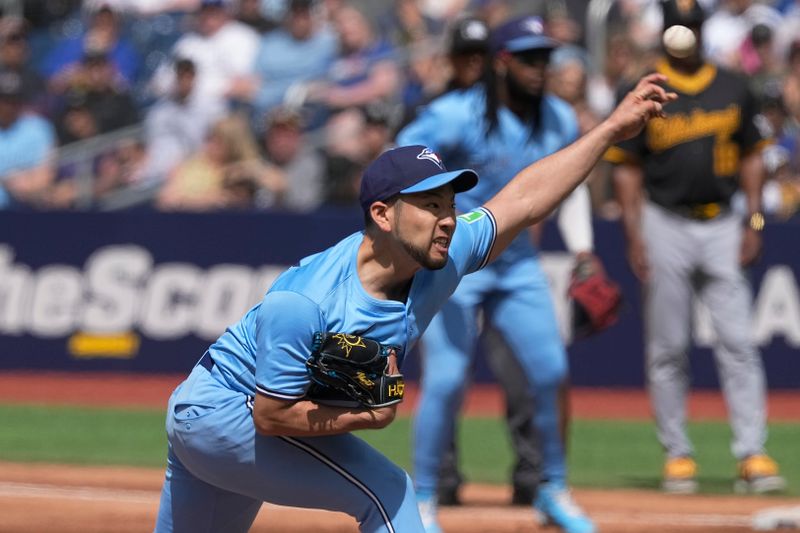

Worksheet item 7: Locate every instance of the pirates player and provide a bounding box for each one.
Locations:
[607,0,786,495]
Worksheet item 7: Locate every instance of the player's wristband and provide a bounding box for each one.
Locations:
[745,212,765,232]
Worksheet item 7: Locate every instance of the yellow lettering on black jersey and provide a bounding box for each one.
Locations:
[646,105,741,175]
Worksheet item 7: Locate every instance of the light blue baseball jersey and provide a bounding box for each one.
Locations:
[396,87,578,265]
[397,86,581,494]
[204,209,497,399]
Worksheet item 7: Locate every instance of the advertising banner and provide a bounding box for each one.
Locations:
[1,211,798,388]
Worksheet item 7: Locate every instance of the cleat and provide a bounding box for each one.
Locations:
[533,482,596,533]
[416,491,442,533]
[662,456,698,494]
[734,455,786,494]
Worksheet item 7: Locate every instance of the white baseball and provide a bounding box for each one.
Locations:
[662,25,697,58]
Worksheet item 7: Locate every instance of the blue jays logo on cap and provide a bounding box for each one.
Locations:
[359,145,479,212]
[490,15,559,55]
[416,148,445,170]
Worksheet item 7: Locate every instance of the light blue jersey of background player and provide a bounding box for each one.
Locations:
[397,15,596,533]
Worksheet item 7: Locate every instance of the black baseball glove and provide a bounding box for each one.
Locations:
[305,332,405,408]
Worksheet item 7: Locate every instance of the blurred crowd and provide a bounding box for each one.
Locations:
[0,0,798,217]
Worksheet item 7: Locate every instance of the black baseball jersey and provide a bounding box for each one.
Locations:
[605,59,767,210]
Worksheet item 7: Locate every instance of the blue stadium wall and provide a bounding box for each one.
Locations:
[1,211,798,389]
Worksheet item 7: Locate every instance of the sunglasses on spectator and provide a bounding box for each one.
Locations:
[511,49,551,66]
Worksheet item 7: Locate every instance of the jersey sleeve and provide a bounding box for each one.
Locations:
[254,290,325,401]
[738,84,769,153]
[449,207,497,276]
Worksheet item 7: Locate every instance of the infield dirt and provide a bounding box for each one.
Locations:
[1,372,797,533]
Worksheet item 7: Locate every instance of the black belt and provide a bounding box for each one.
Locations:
[667,202,727,221]
[199,352,215,372]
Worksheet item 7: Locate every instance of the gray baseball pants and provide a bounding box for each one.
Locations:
[642,202,767,460]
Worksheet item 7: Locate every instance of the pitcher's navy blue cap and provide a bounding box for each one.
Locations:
[490,16,559,55]
[359,145,478,211]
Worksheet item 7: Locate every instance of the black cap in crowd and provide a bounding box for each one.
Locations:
[449,17,490,55]
[661,0,706,29]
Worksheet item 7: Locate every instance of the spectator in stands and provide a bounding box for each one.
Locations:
[549,47,600,138]
[359,101,397,164]
[320,107,365,207]
[376,0,445,49]
[235,0,278,33]
[242,0,337,130]
[470,0,512,29]
[0,17,48,115]
[783,40,800,133]
[156,114,263,211]
[92,137,147,201]
[775,1,800,59]
[0,71,56,209]
[549,46,618,217]
[139,58,226,187]
[735,91,800,220]
[322,101,396,208]
[81,0,199,16]
[251,106,325,211]
[399,38,449,120]
[703,0,782,70]
[402,16,489,124]
[40,4,141,88]
[149,0,260,117]
[739,24,784,101]
[586,32,642,118]
[307,4,400,114]
[52,48,140,138]
[545,1,582,46]
[54,95,100,145]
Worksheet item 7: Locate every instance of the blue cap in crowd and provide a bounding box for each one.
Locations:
[490,16,559,55]
[359,145,478,212]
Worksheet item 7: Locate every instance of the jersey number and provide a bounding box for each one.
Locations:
[714,134,739,176]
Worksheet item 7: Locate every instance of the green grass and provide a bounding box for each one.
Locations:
[1,403,797,495]
[0,404,167,467]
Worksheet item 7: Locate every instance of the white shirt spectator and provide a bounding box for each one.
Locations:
[150,19,259,113]
[703,1,782,68]
[775,3,800,60]
[139,92,227,186]
[83,0,201,15]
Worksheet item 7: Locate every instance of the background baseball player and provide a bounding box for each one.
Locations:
[406,15,543,509]
[607,0,786,495]
[153,71,674,532]
[397,15,596,533]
